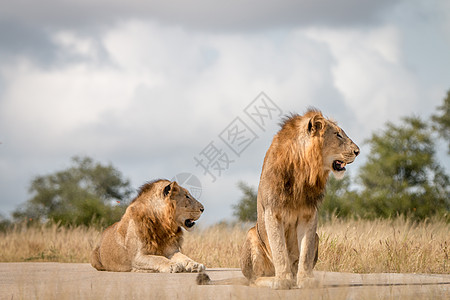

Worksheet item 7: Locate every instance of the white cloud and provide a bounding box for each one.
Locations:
[1,5,449,221]
[0,61,135,143]
[53,32,100,59]
[0,21,343,220]
[304,26,420,138]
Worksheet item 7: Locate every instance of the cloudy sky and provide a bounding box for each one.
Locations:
[0,0,449,224]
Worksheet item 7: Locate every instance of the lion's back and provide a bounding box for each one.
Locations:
[91,221,132,272]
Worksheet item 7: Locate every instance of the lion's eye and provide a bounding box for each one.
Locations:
[185,195,190,199]
[336,132,343,139]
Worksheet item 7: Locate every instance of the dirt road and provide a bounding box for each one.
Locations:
[1,263,448,299]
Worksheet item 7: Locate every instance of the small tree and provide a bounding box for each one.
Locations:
[357,117,449,220]
[320,174,358,220]
[13,156,133,226]
[0,214,12,232]
[233,181,257,222]
[432,90,450,154]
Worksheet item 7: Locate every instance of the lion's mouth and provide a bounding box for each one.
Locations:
[332,160,347,172]
[184,219,196,228]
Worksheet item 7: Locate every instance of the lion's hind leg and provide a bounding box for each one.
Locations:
[313,232,319,267]
[90,246,105,271]
[240,226,274,282]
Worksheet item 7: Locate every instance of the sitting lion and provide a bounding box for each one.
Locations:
[239,109,360,289]
[91,179,205,273]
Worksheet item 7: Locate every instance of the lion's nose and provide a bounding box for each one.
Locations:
[200,207,204,213]
[354,148,360,157]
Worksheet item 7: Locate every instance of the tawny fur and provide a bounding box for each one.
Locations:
[91,179,205,273]
[239,109,360,289]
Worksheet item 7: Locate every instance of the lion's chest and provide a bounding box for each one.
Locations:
[138,228,182,257]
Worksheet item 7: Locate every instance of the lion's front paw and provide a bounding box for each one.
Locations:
[185,261,205,273]
[160,262,184,273]
[297,277,320,289]
[272,278,295,290]
[254,277,295,290]
[169,262,184,273]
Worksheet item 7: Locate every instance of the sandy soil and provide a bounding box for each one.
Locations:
[0,263,449,299]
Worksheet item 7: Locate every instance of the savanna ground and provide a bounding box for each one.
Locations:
[1,217,448,274]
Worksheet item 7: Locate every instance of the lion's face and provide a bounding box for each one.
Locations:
[321,122,360,179]
[163,182,204,231]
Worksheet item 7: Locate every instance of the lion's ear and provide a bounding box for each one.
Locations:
[163,181,180,197]
[163,184,172,197]
[308,115,325,136]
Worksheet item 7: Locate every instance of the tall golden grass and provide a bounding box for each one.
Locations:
[314,217,448,274]
[0,224,99,263]
[0,217,448,274]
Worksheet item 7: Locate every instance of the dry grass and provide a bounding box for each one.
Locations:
[315,217,449,274]
[0,224,100,263]
[0,218,448,274]
[182,223,248,268]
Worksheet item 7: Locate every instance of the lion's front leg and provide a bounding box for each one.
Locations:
[132,251,184,273]
[170,251,205,272]
[296,212,319,288]
[255,209,295,290]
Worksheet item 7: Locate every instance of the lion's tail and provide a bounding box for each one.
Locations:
[196,272,249,286]
[90,246,105,271]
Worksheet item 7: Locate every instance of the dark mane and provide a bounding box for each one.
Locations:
[278,112,300,129]
[130,178,182,255]
[305,106,321,115]
[278,108,322,131]
[132,178,169,203]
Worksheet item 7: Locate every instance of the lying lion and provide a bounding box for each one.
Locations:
[198,109,359,289]
[91,179,205,273]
